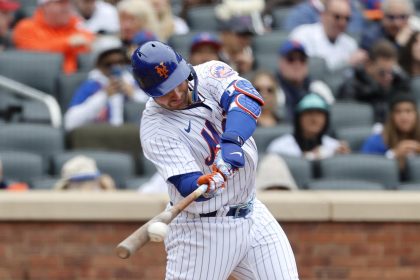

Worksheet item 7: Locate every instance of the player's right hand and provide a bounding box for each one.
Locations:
[197,167,226,199]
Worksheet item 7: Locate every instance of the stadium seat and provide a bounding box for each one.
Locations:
[271,7,291,30]
[186,5,219,31]
[396,183,420,190]
[335,126,373,152]
[168,32,204,59]
[0,51,63,97]
[0,124,64,167]
[318,154,399,189]
[282,156,313,189]
[306,179,385,190]
[0,151,43,183]
[30,177,59,190]
[253,124,292,154]
[410,77,420,103]
[405,156,420,184]
[330,102,374,132]
[77,53,95,73]
[125,176,152,190]
[52,150,135,189]
[57,72,88,111]
[308,56,329,81]
[254,53,277,73]
[21,100,51,124]
[252,31,288,55]
[124,101,146,124]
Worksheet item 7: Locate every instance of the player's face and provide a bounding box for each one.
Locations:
[154,81,191,110]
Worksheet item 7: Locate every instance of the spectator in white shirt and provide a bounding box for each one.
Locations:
[267,93,350,160]
[289,0,368,71]
[64,36,147,131]
[73,0,120,35]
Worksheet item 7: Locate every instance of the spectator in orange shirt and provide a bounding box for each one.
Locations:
[13,0,94,73]
[0,0,20,51]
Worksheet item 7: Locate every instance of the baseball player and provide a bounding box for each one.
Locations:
[132,41,299,280]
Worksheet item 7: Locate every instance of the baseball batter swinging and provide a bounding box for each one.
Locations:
[132,41,299,280]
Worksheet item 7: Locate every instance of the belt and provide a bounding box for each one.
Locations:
[200,200,254,219]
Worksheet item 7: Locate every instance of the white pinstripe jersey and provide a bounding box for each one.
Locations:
[140,60,259,214]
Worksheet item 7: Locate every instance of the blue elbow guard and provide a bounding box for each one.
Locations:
[220,79,264,113]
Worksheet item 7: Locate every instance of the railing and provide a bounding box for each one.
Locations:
[0,75,62,128]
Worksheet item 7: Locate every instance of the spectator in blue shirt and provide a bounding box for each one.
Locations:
[361,94,420,171]
[64,36,147,131]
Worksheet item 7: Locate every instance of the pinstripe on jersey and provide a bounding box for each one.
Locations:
[140,60,299,279]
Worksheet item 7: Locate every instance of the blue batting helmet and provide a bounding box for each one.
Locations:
[131,41,198,100]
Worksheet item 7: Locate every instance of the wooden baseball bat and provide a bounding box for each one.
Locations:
[116,184,208,259]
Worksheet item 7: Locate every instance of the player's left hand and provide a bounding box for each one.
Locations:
[214,143,244,178]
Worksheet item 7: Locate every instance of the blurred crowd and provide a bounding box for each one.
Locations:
[1,0,420,192]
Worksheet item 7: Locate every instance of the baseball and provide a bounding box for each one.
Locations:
[147,222,168,242]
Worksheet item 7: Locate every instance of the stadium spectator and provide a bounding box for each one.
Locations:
[338,40,410,124]
[64,36,147,131]
[54,155,116,191]
[361,94,420,173]
[149,0,189,42]
[267,93,350,160]
[284,0,365,34]
[13,0,94,74]
[250,70,282,127]
[73,0,120,35]
[189,32,221,65]
[0,0,19,51]
[256,153,298,191]
[360,0,415,50]
[218,15,258,77]
[276,40,334,121]
[399,31,420,77]
[289,0,367,71]
[117,0,159,48]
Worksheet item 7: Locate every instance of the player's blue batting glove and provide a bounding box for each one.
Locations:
[214,142,245,178]
[198,166,226,198]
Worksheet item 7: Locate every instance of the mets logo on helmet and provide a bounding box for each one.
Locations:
[155,62,169,78]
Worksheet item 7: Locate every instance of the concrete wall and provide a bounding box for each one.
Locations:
[1,190,420,280]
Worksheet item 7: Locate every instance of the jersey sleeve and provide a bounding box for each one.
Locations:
[194,60,241,104]
[141,133,201,180]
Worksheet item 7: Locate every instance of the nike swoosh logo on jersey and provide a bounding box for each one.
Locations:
[184,120,191,133]
[230,152,242,157]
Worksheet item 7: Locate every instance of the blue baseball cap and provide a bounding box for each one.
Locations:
[190,32,222,53]
[279,40,307,57]
[132,31,158,47]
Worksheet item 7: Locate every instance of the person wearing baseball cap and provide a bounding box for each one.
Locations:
[277,39,334,122]
[189,32,222,65]
[13,0,94,73]
[267,93,350,160]
[53,155,116,191]
[0,0,20,50]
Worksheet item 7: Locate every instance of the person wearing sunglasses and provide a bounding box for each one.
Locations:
[250,70,282,127]
[360,0,415,50]
[64,36,147,131]
[277,40,334,121]
[338,39,410,124]
[289,0,368,71]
